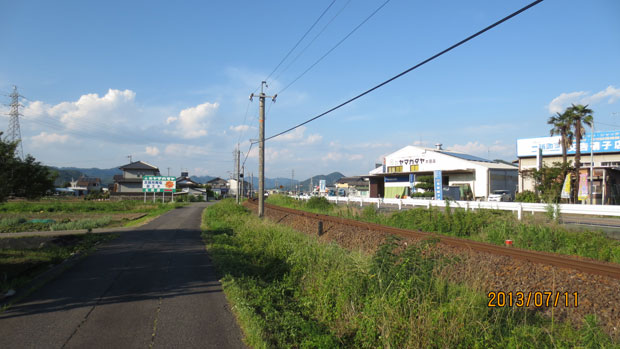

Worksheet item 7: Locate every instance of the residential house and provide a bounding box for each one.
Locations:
[77,176,102,192]
[176,172,206,196]
[113,161,160,193]
[335,176,370,197]
[207,177,229,197]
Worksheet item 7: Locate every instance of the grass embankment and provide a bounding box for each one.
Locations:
[201,200,614,348]
[0,233,118,295]
[0,200,186,232]
[267,195,620,264]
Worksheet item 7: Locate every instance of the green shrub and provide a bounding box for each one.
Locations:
[515,190,540,203]
[305,196,332,212]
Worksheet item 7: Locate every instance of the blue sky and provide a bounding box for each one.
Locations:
[1,0,619,180]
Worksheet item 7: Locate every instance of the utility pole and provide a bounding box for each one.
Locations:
[291,169,294,195]
[127,155,132,163]
[7,86,24,159]
[236,145,241,204]
[589,120,594,205]
[250,81,277,218]
[167,167,171,176]
[251,172,254,198]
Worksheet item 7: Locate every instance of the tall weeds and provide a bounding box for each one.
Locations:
[202,200,614,347]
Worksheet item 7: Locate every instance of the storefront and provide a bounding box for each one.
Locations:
[517,131,620,204]
[368,144,518,200]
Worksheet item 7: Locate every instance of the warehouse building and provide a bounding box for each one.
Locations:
[368,144,518,200]
[517,131,620,204]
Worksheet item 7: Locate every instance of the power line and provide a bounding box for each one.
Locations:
[277,0,391,95]
[262,0,544,143]
[265,0,338,83]
[273,0,353,83]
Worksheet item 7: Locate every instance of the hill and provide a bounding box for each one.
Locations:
[298,172,345,191]
[48,167,122,186]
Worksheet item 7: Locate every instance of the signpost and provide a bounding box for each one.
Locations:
[434,170,443,200]
[142,176,176,203]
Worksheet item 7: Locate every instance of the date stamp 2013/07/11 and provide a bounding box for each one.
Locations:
[487,291,578,308]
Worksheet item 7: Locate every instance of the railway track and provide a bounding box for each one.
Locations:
[246,200,620,280]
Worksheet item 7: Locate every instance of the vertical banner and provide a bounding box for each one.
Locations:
[560,173,571,199]
[434,170,443,200]
[409,173,415,194]
[578,170,589,201]
[319,180,326,193]
[536,146,543,170]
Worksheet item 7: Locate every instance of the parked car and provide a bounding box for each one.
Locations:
[488,190,512,202]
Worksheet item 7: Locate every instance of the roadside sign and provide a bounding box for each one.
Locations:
[434,170,443,200]
[142,176,176,192]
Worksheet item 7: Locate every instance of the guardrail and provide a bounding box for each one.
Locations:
[292,195,620,220]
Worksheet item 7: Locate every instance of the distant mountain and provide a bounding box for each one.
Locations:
[298,172,346,191]
[192,175,216,184]
[49,168,84,186]
[48,167,122,186]
[248,177,299,190]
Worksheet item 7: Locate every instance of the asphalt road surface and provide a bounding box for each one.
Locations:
[0,202,246,348]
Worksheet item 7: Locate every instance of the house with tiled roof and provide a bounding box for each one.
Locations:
[113,161,160,193]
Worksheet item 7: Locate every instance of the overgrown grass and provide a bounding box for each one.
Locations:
[267,195,620,264]
[0,201,186,232]
[0,200,174,213]
[0,233,118,294]
[202,200,615,348]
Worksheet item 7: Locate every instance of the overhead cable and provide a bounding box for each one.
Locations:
[265,0,338,83]
[273,0,353,83]
[277,0,391,95]
[262,0,544,143]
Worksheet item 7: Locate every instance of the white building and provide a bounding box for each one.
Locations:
[368,144,518,200]
[228,178,250,197]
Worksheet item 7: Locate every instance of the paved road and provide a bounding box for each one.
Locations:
[0,202,246,348]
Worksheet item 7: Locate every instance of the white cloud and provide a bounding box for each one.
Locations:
[145,146,160,156]
[166,102,219,139]
[229,124,251,132]
[270,126,322,145]
[21,89,140,140]
[272,126,306,142]
[449,141,511,158]
[588,85,620,104]
[164,143,212,157]
[547,86,620,114]
[31,132,69,146]
[301,133,322,145]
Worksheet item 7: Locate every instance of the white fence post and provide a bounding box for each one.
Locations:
[518,203,523,221]
[398,199,402,210]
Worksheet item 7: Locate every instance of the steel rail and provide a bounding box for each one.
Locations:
[246,200,620,279]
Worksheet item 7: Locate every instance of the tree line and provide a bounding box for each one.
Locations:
[0,132,55,202]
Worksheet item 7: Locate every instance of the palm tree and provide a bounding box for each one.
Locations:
[567,104,594,202]
[547,111,574,165]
